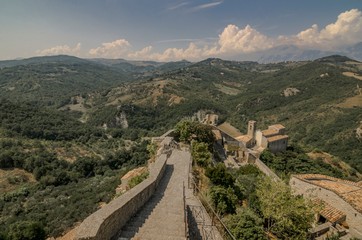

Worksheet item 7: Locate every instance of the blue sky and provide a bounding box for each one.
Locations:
[1,0,362,61]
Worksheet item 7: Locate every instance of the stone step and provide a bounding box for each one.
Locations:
[134,232,186,240]
[117,149,214,240]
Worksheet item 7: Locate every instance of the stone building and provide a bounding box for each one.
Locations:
[202,113,219,126]
[214,120,288,162]
[255,124,288,153]
[290,174,362,239]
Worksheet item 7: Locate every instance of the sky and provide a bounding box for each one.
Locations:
[1,0,362,61]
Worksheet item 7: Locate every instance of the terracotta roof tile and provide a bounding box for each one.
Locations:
[294,174,362,214]
[267,135,288,142]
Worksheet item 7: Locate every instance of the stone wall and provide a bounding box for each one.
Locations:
[254,158,280,181]
[75,154,168,240]
[290,176,362,238]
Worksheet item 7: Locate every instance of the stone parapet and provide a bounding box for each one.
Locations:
[75,154,168,240]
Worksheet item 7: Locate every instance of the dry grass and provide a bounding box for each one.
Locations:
[168,94,184,106]
[53,145,95,163]
[0,168,36,193]
[343,72,362,81]
[214,83,241,95]
[337,95,362,108]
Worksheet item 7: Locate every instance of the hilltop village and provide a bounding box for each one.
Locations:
[200,113,362,239]
[201,113,288,163]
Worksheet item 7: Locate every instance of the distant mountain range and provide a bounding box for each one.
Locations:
[236,42,362,63]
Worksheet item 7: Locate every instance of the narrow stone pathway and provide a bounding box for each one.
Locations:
[118,149,190,240]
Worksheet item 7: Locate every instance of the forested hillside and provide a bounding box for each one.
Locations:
[0,55,361,239]
[84,56,362,172]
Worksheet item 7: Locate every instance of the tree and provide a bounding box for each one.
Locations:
[209,185,237,215]
[226,208,267,240]
[191,141,211,167]
[256,177,314,239]
[7,221,46,240]
[175,120,215,145]
[175,120,193,143]
[206,163,235,187]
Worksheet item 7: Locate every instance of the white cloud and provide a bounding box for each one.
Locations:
[89,39,131,58]
[127,46,153,59]
[295,9,362,48]
[37,43,81,56]
[41,9,362,62]
[192,1,223,11]
[218,24,274,53]
[168,2,189,11]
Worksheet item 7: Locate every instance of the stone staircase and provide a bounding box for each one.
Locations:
[118,149,189,240]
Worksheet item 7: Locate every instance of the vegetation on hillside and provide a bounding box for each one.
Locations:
[0,99,150,239]
[1,55,362,239]
[259,146,358,180]
[177,120,315,239]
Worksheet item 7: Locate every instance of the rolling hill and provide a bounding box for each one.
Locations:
[76,56,362,172]
[1,54,362,238]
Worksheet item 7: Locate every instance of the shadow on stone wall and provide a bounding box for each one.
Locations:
[115,165,174,239]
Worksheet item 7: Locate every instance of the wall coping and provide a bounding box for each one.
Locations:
[75,153,168,240]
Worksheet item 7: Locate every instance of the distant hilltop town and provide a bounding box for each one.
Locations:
[201,113,288,164]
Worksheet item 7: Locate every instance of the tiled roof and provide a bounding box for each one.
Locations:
[216,122,242,139]
[262,129,279,137]
[235,135,253,143]
[313,199,346,223]
[269,124,285,130]
[294,174,362,214]
[267,135,288,142]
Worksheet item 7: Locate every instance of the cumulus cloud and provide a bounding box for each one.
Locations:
[295,9,362,48]
[37,43,81,56]
[218,24,274,53]
[47,9,362,61]
[127,46,153,59]
[89,39,131,58]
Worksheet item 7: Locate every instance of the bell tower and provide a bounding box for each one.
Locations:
[247,120,256,140]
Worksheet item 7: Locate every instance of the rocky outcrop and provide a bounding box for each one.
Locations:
[356,121,362,140]
[283,87,300,97]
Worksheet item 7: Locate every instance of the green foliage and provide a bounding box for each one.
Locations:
[235,165,262,209]
[256,177,314,239]
[0,175,120,237]
[237,164,262,176]
[205,163,235,187]
[209,185,238,215]
[0,99,101,141]
[147,142,158,158]
[128,171,149,189]
[6,221,45,240]
[0,138,150,237]
[226,208,266,240]
[260,147,346,178]
[0,56,130,107]
[175,120,215,145]
[191,141,212,167]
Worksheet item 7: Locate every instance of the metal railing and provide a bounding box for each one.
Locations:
[190,178,236,240]
[183,181,189,239]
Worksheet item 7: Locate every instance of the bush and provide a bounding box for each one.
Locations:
[206,163,235,187]
[7,221,46,240]
[226,208,266,240]
[209,185,237,215]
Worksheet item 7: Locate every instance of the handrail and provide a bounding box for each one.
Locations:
[183,181,189,239]
[190,177,236,240]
